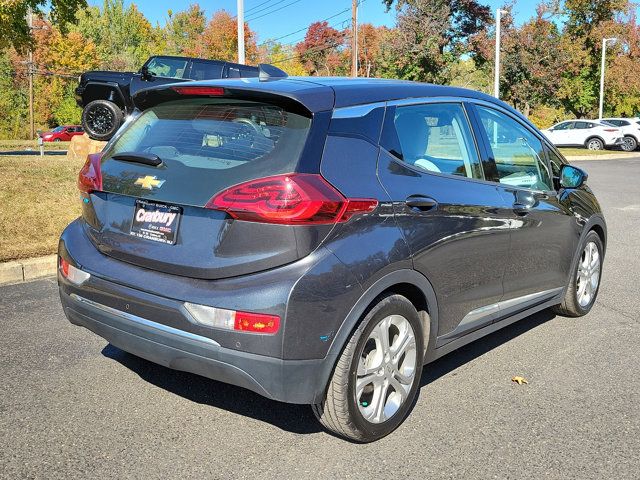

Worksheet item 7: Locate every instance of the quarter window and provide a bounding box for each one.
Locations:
[475,105,552,191]
[390,103,483,179]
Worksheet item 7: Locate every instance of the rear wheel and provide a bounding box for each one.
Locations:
[621,135,637,152]
[553,231,603,317]
[312,294,424,442]
[82,99,123,141]
[586,137,604,150]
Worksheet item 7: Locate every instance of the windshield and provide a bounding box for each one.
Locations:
[144,57,189,79]
[52,126,64,133]
[101,99,312,206]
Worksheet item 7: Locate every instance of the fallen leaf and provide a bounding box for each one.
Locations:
[511,376,528,385]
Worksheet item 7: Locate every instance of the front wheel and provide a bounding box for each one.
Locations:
[81,99,124,141]
[553,231,603,317]
[312,294,424,442]
[586,137,604,150]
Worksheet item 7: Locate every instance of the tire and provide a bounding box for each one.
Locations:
[312,294,425,442]
[81,99,124,141]
[621,136,637,152]
[585,137,604,150]
[53,138,61,142]
[553,231,603,317]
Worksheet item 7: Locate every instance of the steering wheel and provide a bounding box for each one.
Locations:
[232,118,264,147]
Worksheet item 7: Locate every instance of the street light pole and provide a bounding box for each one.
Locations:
[237,0,245,65]
[599,37,616,119]
[493,8,507,99]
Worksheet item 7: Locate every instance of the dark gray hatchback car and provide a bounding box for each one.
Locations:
[58,77,606,442]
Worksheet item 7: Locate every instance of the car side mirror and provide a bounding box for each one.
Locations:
[140,65,152,81]
[560,164,588,189]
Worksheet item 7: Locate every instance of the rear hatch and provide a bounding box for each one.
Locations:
[79,88,337,279]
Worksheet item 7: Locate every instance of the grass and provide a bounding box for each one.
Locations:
[0,139,70,151]
[0,155,83,262]
[558,147,627,156]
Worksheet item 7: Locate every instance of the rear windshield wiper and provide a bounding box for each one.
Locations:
[111,152,163,167]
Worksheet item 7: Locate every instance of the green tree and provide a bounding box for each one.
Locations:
[378,0,492,83]
[165,4,207,56]
[0,0,87,52]
[73,0,157,70]
[0,51,28,138]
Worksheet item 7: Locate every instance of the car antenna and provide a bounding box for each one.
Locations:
[258,64,288,82]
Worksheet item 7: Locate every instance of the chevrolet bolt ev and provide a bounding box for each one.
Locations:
[58,76,606,442]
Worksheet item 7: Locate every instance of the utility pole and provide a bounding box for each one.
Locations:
[493,8,507,99]
[237,0,245,65]
[599,37,617,119]
[351,0,358,77]
[27,7,35,140]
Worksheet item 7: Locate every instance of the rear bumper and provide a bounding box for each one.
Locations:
[59,282,331,404]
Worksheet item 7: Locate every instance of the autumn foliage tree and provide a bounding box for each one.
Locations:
[197,10,258,63]
[296,21,346,76]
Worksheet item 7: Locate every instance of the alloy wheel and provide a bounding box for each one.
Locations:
[622,137,637,152]
[356,314,417,424]
[86,105,114,135]
[587,139,603,150]
[576,241,601,307]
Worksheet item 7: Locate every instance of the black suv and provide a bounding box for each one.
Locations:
[59,77,606,442]
[75,55,261,140]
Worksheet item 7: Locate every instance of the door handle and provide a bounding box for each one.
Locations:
[512,202,532,215]
[511,191,541,216]
[405,195,438,211]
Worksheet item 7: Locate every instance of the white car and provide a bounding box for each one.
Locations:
[600,117,640,151]
[542,120,625,150]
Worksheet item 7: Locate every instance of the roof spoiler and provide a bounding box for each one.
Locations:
[258,64,288,82]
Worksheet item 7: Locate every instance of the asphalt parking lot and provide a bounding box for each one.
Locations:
[1,158,639,479]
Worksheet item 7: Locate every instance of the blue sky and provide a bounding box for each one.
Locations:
[89,0,542,44]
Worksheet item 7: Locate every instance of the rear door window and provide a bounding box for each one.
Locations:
[101,99,312,206]
[385,103,483,179]
[188,61,223,80]
[475,105,552,191]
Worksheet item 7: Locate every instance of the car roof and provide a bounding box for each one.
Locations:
[134,76,528,124]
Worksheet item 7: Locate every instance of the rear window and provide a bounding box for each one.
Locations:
[101,99,312,206]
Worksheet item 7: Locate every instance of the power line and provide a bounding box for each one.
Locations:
[245,0,277,14]
[259,8,351,46]
[245,0,289,18]
[246,0,305,22]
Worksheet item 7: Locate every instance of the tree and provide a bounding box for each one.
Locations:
[197,10,258,63]
[0,0,87,52]
[378,0,492,83]
[295,21,345,75]
[165,4,207,56]
[557,0,632,116]
[73,0,158,70]
[259,41,308,76]
[357,24,387,77]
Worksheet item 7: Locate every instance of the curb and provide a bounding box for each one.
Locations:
[0,255,57,286]
[565,153,639,161]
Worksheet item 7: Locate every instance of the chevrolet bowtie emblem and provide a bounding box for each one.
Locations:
[134,175,165,190]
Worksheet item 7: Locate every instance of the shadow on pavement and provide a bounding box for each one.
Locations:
[102,308,557,436]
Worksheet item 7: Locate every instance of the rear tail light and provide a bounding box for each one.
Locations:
[78,153,103,193]
[172,86,225,96]
[205,173,377,225]
[59,257,90,285]
[184,303,280,334]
